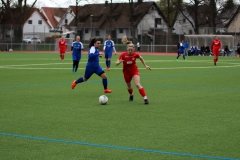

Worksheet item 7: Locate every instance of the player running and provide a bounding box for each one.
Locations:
[115,35,151,104]
[58,35,67,61]
[211,36,222,66]
[176,40,186,60]
[103,35,116,71]
[71,38,112,93]
[71,36,84,74]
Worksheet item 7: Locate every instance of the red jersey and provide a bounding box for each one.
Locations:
[118,52,140,74]
[59,39,67,48]
[211,39,221,50]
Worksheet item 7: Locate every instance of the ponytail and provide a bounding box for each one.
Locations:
[89,37,101,48]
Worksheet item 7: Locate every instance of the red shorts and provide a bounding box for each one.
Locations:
[123,70,140,83]
[212,48,220,56]
[59,47,66,54]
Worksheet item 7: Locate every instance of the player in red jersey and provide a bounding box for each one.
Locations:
[116,36,151,104]
[58,35,67,61]
[211,36,222,66]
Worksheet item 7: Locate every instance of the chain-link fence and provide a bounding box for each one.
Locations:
[1,24,240,55]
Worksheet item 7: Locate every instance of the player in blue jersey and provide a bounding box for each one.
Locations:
[71,38,112,93]
[176,40,186,60]
[71,36,84,74]
[103,35,116,71]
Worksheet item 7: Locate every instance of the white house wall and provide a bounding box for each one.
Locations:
[228,12,240,33]
[173,11,195,35]
[137,10,168,34]
[23,11,51,41]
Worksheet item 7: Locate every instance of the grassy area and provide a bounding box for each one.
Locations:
[0,52,240,160]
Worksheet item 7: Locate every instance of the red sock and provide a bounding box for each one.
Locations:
[216,58,218,62]
[128,88,133,95]
[139,88,146,97]
[62,54,65,60]
[214,59,216,63]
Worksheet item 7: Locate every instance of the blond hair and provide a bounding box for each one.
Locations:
[122,35,135,48]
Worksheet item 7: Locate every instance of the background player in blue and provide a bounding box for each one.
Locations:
[71,38,112,93]
[103,35,116,71]
[71,36,84,74]
[176,40,186,60]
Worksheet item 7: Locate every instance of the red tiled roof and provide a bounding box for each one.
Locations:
[41,7,67,27]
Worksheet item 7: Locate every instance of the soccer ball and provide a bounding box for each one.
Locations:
[99,95,108,105]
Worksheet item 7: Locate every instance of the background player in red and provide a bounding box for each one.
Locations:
[211,36,222,66]
[58,35,67,61]
[115,35,151,104]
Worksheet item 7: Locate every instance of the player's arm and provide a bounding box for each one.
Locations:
[139,56,151,70]
[80,42,84,51]
[103,41,106,52]
[112,41,117,55]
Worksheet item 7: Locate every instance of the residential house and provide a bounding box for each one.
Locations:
[0,8,51,42]
[219,5,240,35]
[63,1,168,43]
[173,4,225,35]
[40,7,68,35]
[57,6,78,37]
[23,8,52,40]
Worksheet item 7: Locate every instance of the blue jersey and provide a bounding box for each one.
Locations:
[183,42,189,49]
[104,40,115,54]
[87,46,100,67]
[72,41,84,61]
[179,43,184,54]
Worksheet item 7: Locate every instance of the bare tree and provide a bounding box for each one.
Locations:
[157,0,183,44]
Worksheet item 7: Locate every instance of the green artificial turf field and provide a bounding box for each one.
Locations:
[0,52,240,160]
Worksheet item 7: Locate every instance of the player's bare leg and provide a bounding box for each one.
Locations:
[133,75,149,104]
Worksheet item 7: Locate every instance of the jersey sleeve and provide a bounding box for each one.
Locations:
[89,47,99,58]
[103,41,107,50]
[80,42,84,50]
[112,40,116,52]
[118,53,124,60]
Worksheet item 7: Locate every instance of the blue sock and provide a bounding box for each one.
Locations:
[106,61,108,67]
[102,78,107,89]
[109,61,111,68]
[76,77,84,83]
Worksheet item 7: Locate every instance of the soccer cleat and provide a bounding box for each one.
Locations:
[144,99,149,104]
[106,67,110,71]
[214,62,216,66]
[129,95,133,101]
[74,71,77,74]
[71,80,77,89]
[104,88,112,93]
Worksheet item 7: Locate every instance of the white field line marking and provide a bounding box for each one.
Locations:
[1,65,240,70]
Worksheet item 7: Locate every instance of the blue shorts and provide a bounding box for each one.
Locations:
[72,54,81,61]
[84,66,104,79]
[105,52,112,59]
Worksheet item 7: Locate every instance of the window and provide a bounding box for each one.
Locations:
[119,29,123,33]
[28,20,32,24]
[155,18,161,28]
[38,20,42,24]
[85,29,88,33]
[96,30,100,36]
[65,19,68,24]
